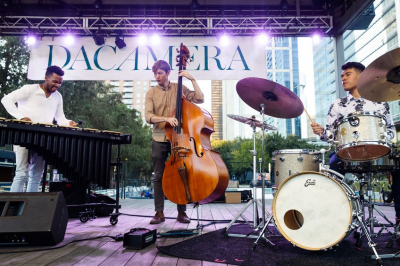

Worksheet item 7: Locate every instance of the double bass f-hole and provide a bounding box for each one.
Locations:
[190,137,203,157]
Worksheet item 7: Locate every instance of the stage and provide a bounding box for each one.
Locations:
[0,197,398,266]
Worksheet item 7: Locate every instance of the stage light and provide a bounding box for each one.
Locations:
[312,32,322,44]
[93,34,105,46]
[64,33,75,45]
[26,35,37,45]
[190,0,200,9]
[280,0,289,10]
[219,33,230,46]
[138,34,148,45]
[93,0,102,9]
[115,36,126,49]
[257,32,270,45]
[151,33,160,45]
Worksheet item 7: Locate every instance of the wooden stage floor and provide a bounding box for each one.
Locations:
[0,197,397,266]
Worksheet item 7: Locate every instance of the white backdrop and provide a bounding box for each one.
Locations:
[28,36,267,81]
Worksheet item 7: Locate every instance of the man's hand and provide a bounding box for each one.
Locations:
[178,70,195,81]
[20,117,32,121]
[165,117,179,127]
[311,122,324,136]
[69,120,78,127]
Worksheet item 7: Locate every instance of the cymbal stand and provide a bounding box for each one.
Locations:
[251,103,279,248]
[221,116,273,244]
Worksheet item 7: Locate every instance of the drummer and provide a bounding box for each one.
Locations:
[311,61,400,234]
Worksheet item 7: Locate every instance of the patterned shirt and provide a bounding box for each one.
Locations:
[320,93,395,142]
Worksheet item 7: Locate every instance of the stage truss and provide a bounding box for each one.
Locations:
[0,2,334,38]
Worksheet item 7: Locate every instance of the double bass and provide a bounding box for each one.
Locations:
[162,43,229,205]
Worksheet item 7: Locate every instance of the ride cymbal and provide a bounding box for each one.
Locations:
[227,114,277,131]
[358,47,400,102]
[236,77,303,118]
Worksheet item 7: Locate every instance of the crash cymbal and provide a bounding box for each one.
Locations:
[358,48,400,102]
[236,77,304,118]
[227,114,277,131]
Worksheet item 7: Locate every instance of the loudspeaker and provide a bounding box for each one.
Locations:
[0,192,68,246]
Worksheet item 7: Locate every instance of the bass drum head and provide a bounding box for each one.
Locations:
[273,171,353,251]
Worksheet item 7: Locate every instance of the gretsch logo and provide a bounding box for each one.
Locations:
[304,179,316,187]
[0,123,7,128]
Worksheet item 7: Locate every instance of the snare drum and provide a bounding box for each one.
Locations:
[335,112,390,161]
[273,171,359,251]
[272,150,321,187]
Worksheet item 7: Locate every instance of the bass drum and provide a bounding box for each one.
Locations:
[273,171,359,251]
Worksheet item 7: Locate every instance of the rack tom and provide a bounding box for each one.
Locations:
[272,149,321,187]
[335,112,390,161]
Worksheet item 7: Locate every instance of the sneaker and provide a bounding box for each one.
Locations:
[150,211,165,224]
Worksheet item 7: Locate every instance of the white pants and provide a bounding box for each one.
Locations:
[11,145,45,192]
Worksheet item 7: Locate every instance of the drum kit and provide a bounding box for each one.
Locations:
[221,48,400,264]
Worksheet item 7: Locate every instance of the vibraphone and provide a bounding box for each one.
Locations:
[0,118,132,189]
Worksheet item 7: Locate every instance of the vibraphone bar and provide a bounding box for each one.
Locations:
[0,118,132,189]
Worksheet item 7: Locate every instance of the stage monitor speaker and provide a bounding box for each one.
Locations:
[0,192,68,246]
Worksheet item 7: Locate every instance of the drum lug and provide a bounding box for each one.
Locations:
[297,156,303,162]
[378,119,386,127]
[380,132,388,140]
[279,156,285,162]
[313,156,320,162]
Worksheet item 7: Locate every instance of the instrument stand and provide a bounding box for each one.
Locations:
[221,118,273,243]
[320,167,383,264]
[109,143,122,226]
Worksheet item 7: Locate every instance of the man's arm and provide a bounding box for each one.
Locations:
[144,89,179,127]
[1,86,29,120]
[179,70,204,103]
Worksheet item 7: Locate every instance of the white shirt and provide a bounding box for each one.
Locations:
[1,84,70,126]
[321,93,395,141]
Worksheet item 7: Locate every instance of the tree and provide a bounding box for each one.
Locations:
[0,37,30,117]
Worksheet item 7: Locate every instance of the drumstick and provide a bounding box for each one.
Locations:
[304,107,322,136]
[304,107,315,124]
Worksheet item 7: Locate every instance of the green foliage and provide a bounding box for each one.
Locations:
[212,132,318,181]
[0,37,153,180]
[58,81,153,179]
[0,37,30,117]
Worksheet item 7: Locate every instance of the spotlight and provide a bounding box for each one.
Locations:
[138,34,147,45]
[219,33,230,46]
[115,36,126,49]
[280,0,289,10]
[93,0,102,9]
[26,35,37,45]
[64,33,75,45]
[190,0,200,9]
[312,32,322,44]
[93,34,105,46]
[151,33,160,45]
[257,32,270,45]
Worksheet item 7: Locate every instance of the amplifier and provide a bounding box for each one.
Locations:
[123,228,157,250]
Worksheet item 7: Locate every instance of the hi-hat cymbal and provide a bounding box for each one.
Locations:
[358,48,400,102]
[227,114,277,131]
[236,77,304,118]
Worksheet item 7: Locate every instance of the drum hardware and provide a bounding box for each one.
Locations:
[222,111,276,244]
[224,77,303,245]
[319,168,383,264]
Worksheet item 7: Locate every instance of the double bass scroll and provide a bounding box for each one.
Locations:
[162,43,229,205]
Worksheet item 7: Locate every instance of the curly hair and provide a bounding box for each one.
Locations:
[152,60,171,74]
[341,62,365,73]
[45,65,65,77]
